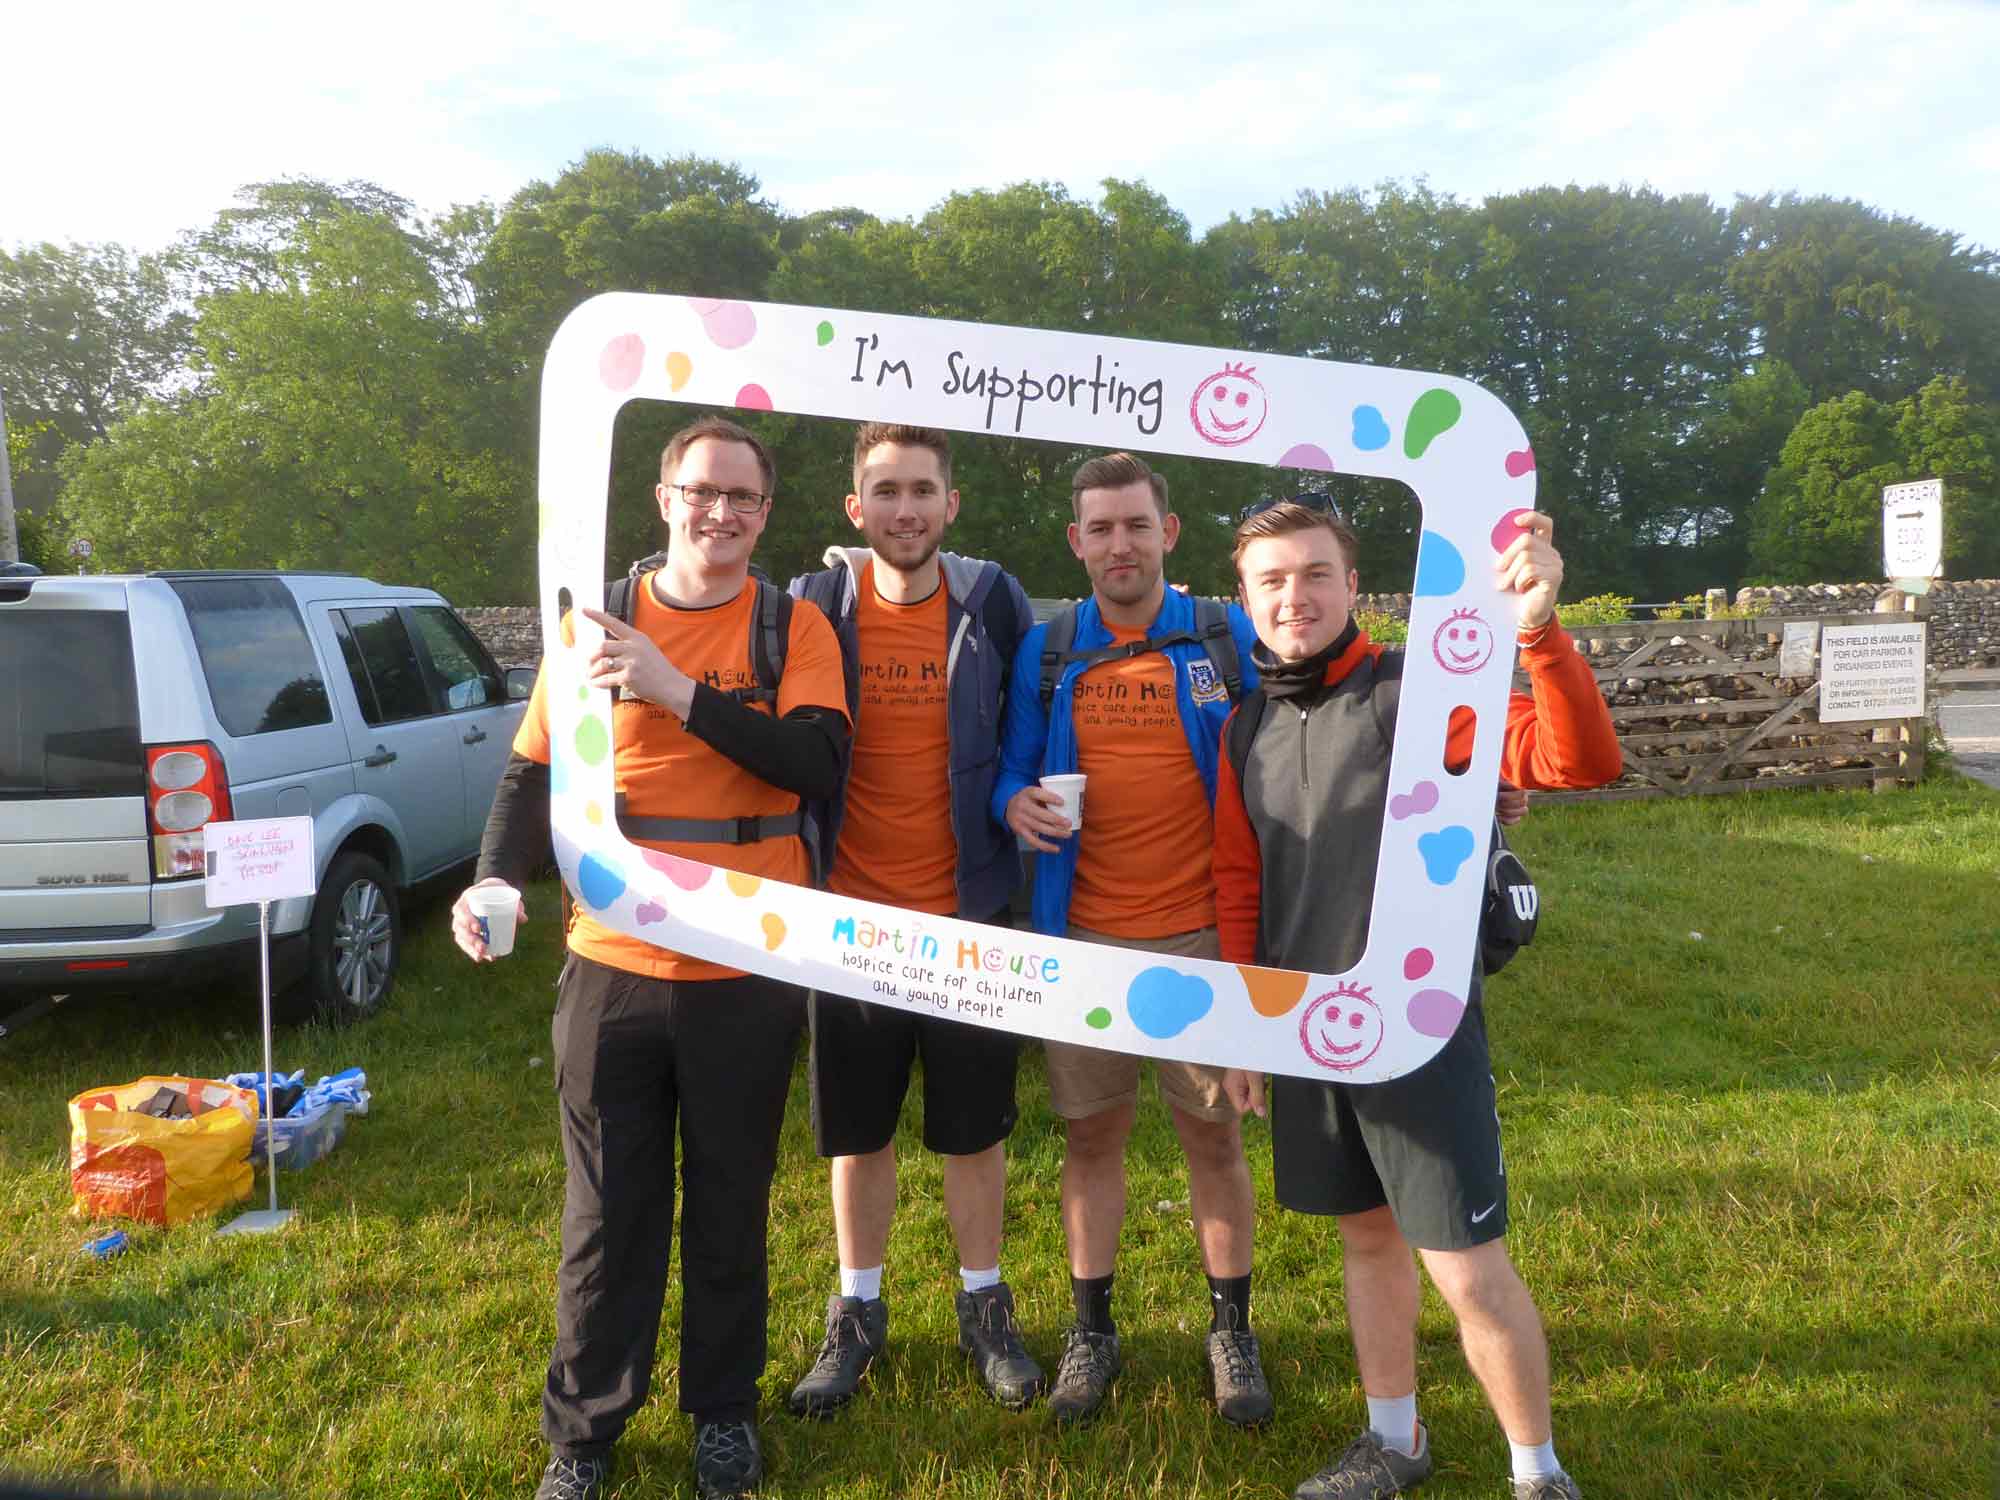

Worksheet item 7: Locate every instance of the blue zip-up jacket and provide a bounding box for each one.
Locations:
[991,587,1262,937]
[791,548,1037,922]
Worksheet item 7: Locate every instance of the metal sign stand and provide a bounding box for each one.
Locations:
[216,899,294,1235]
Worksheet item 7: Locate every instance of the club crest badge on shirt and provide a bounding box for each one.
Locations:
[1187,659,1228,706]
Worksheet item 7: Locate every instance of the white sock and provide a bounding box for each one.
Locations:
[839,1265,882,1302]
[1366,1394,1421,1457]
[1509,1438,1560,1481]
[960,1265,1002,1294]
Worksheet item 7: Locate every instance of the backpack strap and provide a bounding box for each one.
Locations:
[614,796,805,846]
[1223,689,1270,784]
[1191,597,1243,703]
[977,563,1024,668]
[740,578,790,706]
[607,574,638,626]
[1367,648,1405,744]
[1038,603,1082,711]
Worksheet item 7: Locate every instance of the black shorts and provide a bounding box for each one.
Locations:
[808,911,1022,1159]
[1270,996,1506,1251]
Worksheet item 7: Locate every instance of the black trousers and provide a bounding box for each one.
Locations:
[542,953,805,1458]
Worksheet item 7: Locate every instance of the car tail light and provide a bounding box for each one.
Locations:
[145,742,232,880]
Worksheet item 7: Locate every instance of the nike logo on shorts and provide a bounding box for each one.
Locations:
[1470,1202,1498,1224]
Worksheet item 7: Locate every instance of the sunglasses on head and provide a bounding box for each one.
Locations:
[1240,491,1344,524]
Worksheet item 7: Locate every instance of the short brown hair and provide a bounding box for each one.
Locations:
[851,423,952,494]
[1232,501,1359,574]
[1070,451,1169,518]
[660,416,776,495]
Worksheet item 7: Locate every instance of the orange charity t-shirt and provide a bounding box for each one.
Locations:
[513,573,850,981]
[1068,625,1216,937]
[829,562,958,915]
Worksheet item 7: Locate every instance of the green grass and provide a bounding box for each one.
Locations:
[4,775,1998,1498]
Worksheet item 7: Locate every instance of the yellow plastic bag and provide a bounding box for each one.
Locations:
[69,1076,258,1227]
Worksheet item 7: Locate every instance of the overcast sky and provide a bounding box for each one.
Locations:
[5,0,1995,256]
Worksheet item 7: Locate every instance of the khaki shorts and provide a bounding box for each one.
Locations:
[1043,923,1235,1123]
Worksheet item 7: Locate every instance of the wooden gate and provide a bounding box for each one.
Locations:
[1531,612,1927,804]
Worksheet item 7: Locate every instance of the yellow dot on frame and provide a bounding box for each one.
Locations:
[585,801,604,825]
[726,872,762,898]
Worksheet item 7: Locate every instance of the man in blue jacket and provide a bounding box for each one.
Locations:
[785,424,1046,1419]
[994,450,1272,1428]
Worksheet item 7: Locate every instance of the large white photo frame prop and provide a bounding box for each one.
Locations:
[539,294,1538,1084]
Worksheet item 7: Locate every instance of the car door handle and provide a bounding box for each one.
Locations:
[363,746,398,767]
[463,727,487,745]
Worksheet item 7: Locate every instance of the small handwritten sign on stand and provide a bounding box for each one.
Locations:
[206,816,316,1236]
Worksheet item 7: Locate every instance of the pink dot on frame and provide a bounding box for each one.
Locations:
[1491,508,1533,554]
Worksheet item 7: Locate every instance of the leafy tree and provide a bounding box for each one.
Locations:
[0,240,191,510]
[474,149,781,374]
[1728,194,2000,407]
[58,187,529,601]
[1647,360,1812,595]
[1467,185,1749,599]
[1747,376,1999,581]
[14,501,57,572]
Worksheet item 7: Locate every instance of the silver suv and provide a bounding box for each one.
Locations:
[1,571,528,1022]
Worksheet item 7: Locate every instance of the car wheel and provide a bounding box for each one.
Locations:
[305,851,400,1022]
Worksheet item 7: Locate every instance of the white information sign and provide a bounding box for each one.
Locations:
[1819,623,1926,723]
[204,817,317,907]
[1882,479,1943,583]
[1779,621,1819,678]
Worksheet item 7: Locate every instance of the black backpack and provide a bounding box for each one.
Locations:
[606,560,833,885]
[1038,596,1243,711]
[1220,655,1538,976]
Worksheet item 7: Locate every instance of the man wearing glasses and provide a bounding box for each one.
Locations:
[1212,498,1619,1500]
[453,416,852,1500]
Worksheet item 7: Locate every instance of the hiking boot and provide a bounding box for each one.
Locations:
[534,1453,609,1500]
[1206,1323,1274,1428]
[1512,1475,1582,1500]
[692,1419,762,1500]
[955,1281,1046,1409]
[786,1294,887,1417]
[1293,1428,1433,1499]
[1045,1325,1120,1424]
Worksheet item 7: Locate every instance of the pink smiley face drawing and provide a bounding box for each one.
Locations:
[1189,363,1268,447]
[1298,982,1385,1072]
[1432,607,1495,675]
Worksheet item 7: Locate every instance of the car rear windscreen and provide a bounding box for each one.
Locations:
[169,578,333,737]
[0,609,144,799]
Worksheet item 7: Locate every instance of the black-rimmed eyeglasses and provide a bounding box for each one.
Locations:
[1239,491,1343,524]
[670,483,768,514]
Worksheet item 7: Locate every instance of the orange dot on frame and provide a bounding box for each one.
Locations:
[1238,965,1310,1018]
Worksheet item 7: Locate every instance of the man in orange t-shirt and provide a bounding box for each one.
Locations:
[783,424,1042,1419]
[451,417,851,1500]
[993,451,1272,1429]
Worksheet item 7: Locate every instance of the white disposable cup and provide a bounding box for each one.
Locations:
[468,884,522,957]
[1040,774,1087,832]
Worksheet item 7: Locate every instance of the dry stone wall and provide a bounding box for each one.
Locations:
[462,581,2000,678]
